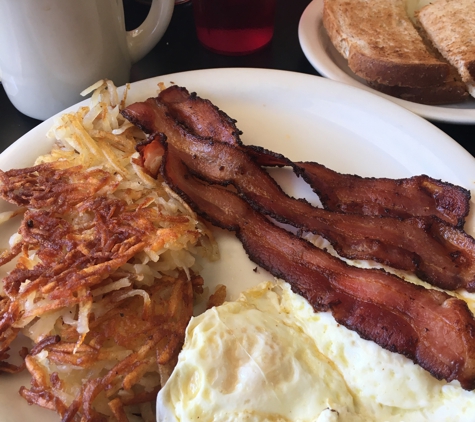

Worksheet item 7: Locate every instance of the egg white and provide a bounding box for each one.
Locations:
[157,280,475,422]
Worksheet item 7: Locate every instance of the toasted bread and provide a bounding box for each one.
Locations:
[417,0,475,97]
[323,0,453,87]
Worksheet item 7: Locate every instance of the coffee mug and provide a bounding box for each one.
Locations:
[0,0,174,120]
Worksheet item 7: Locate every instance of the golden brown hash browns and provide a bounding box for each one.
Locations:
[0,80,220,421]
[20,272,196,422]
[0,161,209,420]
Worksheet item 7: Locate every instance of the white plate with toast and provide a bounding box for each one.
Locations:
[2,68,475,421]
[298,0,475,124]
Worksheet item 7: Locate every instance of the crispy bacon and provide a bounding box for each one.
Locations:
[227,148,471,228]
[291,162,470,228]
[160,145,475,390]
[157,85,471,228]
[157,84,242,145]
[121,101,475,292]
[122,87,475,389]
[157,85,299,168]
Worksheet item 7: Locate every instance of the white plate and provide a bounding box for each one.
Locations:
[298,0,475,124]
[1,68,475,421]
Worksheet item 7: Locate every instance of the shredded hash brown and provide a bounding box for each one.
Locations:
[0,80,220,421]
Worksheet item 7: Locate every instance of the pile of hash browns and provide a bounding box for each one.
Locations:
[0,80,220,422]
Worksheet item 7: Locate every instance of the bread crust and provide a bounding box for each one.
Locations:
[369,79,469,105]
[348,50,449,87]
[322,0,452,87]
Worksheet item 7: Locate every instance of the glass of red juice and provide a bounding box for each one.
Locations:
[191,0,277,55]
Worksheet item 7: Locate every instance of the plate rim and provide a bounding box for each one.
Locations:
[298,0,475,124]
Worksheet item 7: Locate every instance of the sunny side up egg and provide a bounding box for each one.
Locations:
[157,281,475,422]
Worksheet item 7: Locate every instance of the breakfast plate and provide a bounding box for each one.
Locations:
[1,68,475,421]
[298,0,475,124]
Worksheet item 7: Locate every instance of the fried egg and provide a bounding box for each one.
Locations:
[157,281,475,422]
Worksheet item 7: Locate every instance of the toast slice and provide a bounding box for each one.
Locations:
[323,0,452,88]
[417,0,475,97]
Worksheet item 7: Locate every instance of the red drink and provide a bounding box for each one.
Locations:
[192,0,276,55]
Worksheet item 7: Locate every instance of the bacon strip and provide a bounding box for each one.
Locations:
[292,162,470,228]
[156,85,470,228]
[245,151,471,228]
[121,100,475,292]
[160,144,475,390]
[149,85,242,146]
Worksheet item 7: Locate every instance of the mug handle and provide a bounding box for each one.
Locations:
[126,0,175,64]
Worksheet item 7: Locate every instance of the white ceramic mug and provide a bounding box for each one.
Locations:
[0,0,174,120]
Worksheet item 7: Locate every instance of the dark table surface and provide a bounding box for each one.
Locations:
[1,0,474,157]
